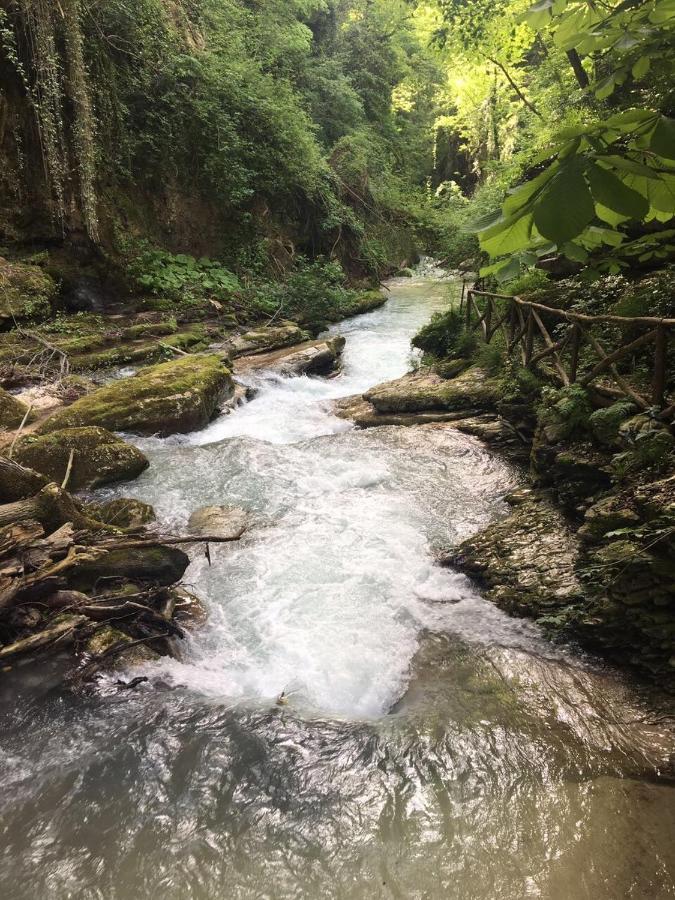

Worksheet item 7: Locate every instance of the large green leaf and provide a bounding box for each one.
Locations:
[502,165,558,216]
[622,172,675,214]
[480,213,534,257]
[586,163,650,219]
[532,163,595,243]
[649,117,675,160]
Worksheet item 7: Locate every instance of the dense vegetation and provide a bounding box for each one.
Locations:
[0,0,672,297]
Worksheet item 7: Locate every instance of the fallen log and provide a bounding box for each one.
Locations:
[0,614,88,661]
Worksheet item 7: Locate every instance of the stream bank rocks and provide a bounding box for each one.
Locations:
[444,488,584,619]
[0,387,33,430]
[223,322,311,357]
[12,427,149,490]
[236,335,345,377]
[38,354,234,436]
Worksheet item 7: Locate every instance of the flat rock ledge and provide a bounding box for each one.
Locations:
[442,487,584,619]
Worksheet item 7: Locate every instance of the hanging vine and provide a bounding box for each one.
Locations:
[61,0,99,243]
[1,0,99,241]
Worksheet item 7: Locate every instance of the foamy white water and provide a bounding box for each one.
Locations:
[102,266,558,716]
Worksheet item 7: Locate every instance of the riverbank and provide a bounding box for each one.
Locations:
[0,265,386,679]
[335,271,675,686]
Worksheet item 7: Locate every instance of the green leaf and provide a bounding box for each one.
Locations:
[503,165,558,216]
[532,162,595,243]
[632,55,651,79]
[649,117,675,160]
[470,209,504,233]
[595,203,629,226]
[561,241,589,262]
[595,73,617,100]
[480,213,534,257]
[586,163,650,219]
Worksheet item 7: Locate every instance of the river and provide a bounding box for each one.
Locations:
[1,266,673,899]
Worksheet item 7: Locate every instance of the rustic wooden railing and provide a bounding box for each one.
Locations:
[461,288,675,420]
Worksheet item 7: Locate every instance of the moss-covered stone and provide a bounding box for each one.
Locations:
[0,387,32,430]
[12,426,148,490]
[0,258,57,327]
[86,498,156,529]
[338,289,387,319]
[70,545,190,589]
[38,354,234,436]
[84,625,160,665]
[364,366,500,414]
[589,401,636,448]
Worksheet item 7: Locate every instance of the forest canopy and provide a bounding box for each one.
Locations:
[0,0,672,283]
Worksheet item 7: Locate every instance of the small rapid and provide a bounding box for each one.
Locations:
[0,265,673,900]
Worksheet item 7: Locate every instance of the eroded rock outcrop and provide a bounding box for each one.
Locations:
[237,336,345,377]
[224,322,311,357]
[444,487,584,619]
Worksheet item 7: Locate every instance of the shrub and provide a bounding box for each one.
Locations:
[538,384,593,440]
[589,402,636,448]
[412,307,474,359]
[128,246,240,300]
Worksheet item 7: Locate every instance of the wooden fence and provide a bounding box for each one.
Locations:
[460,288,675,420]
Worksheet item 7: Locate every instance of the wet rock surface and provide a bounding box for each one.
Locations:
[237,336,345,377]
[223,322,311,357]
[444,487,584,619]
[188,505,250,540]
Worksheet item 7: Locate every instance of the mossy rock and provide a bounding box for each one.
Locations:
[0,387,32,430]
[12,427,148,490]
[84,625,160,665]
[395,268,415,278]
[338,290,387,319]
[589,401,636,448]
[38,354,234,436]
[0,258,57,327]
[365,366,500,414]
[86,498,156,529]
[70,545,190,590]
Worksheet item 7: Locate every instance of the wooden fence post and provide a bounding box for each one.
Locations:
[466,290,472,328]
[524,310,535,366]
[484,297,493,342]
[569,325,581,383]
[653,324,668,407]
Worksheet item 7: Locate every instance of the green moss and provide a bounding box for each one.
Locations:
[0,259,57,326]
[589,401,636,448]
[0,387,32,430]
[39,354,234,436]
[337,290,387,319]
[12,426,149,490]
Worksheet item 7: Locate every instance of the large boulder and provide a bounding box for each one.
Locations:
[70,545,190,590]
[337,290,386,319]
[0,387,32,431]
[364,366,500,415]
[38,354,234,436]
[12,426,148,490]
[188,505,249,540]
[0,258,57,327]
